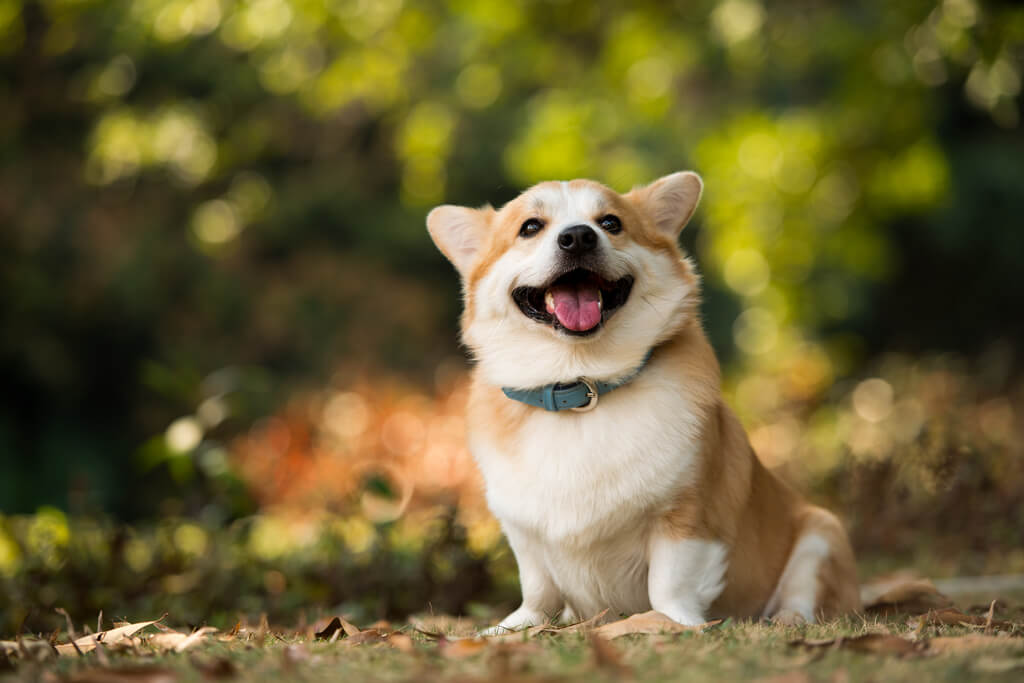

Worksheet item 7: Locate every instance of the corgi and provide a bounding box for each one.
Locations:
[426,172,861,630]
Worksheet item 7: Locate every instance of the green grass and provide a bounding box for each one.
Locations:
[5,608,1023,683]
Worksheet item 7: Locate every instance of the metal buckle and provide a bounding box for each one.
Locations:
[570,376,599,412]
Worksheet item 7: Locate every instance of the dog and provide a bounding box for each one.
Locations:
[426,171,861,630]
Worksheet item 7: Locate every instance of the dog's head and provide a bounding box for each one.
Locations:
[427,172,703,388]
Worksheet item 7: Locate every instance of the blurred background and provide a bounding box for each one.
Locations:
[1,0,1022,635]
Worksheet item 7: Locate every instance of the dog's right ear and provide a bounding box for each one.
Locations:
[426,205,490,276]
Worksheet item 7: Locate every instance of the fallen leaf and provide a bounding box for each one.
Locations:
[387,633,415,653]
[0,639,54,660]
[862,577,953,615]
[440,637,490,659]
[148,633,187,651]
[343,629,392,647]
[314,616,361,640]
[56,620,163,656]
[407,614,477,639]
[984,599,997,634]
[591,611,720,639]
[147,627,216,653]
[68,665,178,683]
[927,635,1024,654]
[538,609,610,635]
[915,608,1016,631]
[589,633,630,676]
[791,633,924,657]
[173,627,218,653]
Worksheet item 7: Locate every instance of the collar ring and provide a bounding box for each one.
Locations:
[570,376,599,412]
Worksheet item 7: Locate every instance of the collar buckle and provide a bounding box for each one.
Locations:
[570,376,599,412]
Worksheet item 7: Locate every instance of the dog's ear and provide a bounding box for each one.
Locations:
[627,171,703,239]
[426,205,491,275]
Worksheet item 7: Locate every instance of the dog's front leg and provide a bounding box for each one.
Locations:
[647,534,728,626]
[481,526,562,635]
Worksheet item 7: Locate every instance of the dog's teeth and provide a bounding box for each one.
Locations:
[544,290,555,312]
[597,290,603,310]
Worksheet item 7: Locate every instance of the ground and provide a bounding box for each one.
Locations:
[4,586,1023,683]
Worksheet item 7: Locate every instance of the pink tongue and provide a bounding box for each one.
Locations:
[546,283,602,332]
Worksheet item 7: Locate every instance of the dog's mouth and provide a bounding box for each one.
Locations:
[511,269,634,337]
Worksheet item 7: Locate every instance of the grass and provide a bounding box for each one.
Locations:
[4,598,1023,683]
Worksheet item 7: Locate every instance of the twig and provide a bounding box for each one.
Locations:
[55,608,85,657]
[984,599,996,635]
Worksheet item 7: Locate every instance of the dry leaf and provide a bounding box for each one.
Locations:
[0,639,54,660]
[591,611,720,639]
[314,616,361,640]
[407,614,477,639]
[538,609,611,635]
[862,577,953,615]
[387,633,415,654]
[148,633,189,652]
[915,608,1016,631]
[927,635,1024,654]
[67,665,178,683]
[56,620,163,656]
[173,627,218,653]
[791,633,924,657]
[589,633,630,676]
[147,627,216,653]
[440,637,490,659]
[343,629,392,647]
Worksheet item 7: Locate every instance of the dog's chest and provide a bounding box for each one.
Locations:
[470,378,702,615]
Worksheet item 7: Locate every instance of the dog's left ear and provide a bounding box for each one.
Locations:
[627,171,703,239]
[426,205,491,276]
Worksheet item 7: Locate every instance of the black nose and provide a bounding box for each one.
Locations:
[557,225,598,255]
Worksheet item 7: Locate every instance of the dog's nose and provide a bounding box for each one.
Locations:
[557,225,598,255]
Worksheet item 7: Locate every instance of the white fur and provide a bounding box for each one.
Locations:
[471,358,704,621]
[647,537,728,625]
[763,532,830,621]
[444,176,737,629]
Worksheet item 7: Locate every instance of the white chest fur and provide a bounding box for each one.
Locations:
[469,371,703,616]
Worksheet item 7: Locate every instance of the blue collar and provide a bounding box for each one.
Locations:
[501,349,654,412]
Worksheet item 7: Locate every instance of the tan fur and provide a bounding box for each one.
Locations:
[429,173,861,624]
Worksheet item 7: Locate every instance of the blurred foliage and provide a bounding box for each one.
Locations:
[1,0,1024,635]
[0,506,517,636]
[2,0,1023,516]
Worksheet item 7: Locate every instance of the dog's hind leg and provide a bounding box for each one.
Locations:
[763,507,860,623]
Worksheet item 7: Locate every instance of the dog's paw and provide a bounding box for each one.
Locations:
[478,624,514,637]
[770,609,808,626]
[658,607,708,627]
[479,606,547,636]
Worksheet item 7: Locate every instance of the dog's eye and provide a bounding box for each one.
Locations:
[597,214,622,234]
[519,218,544,238]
